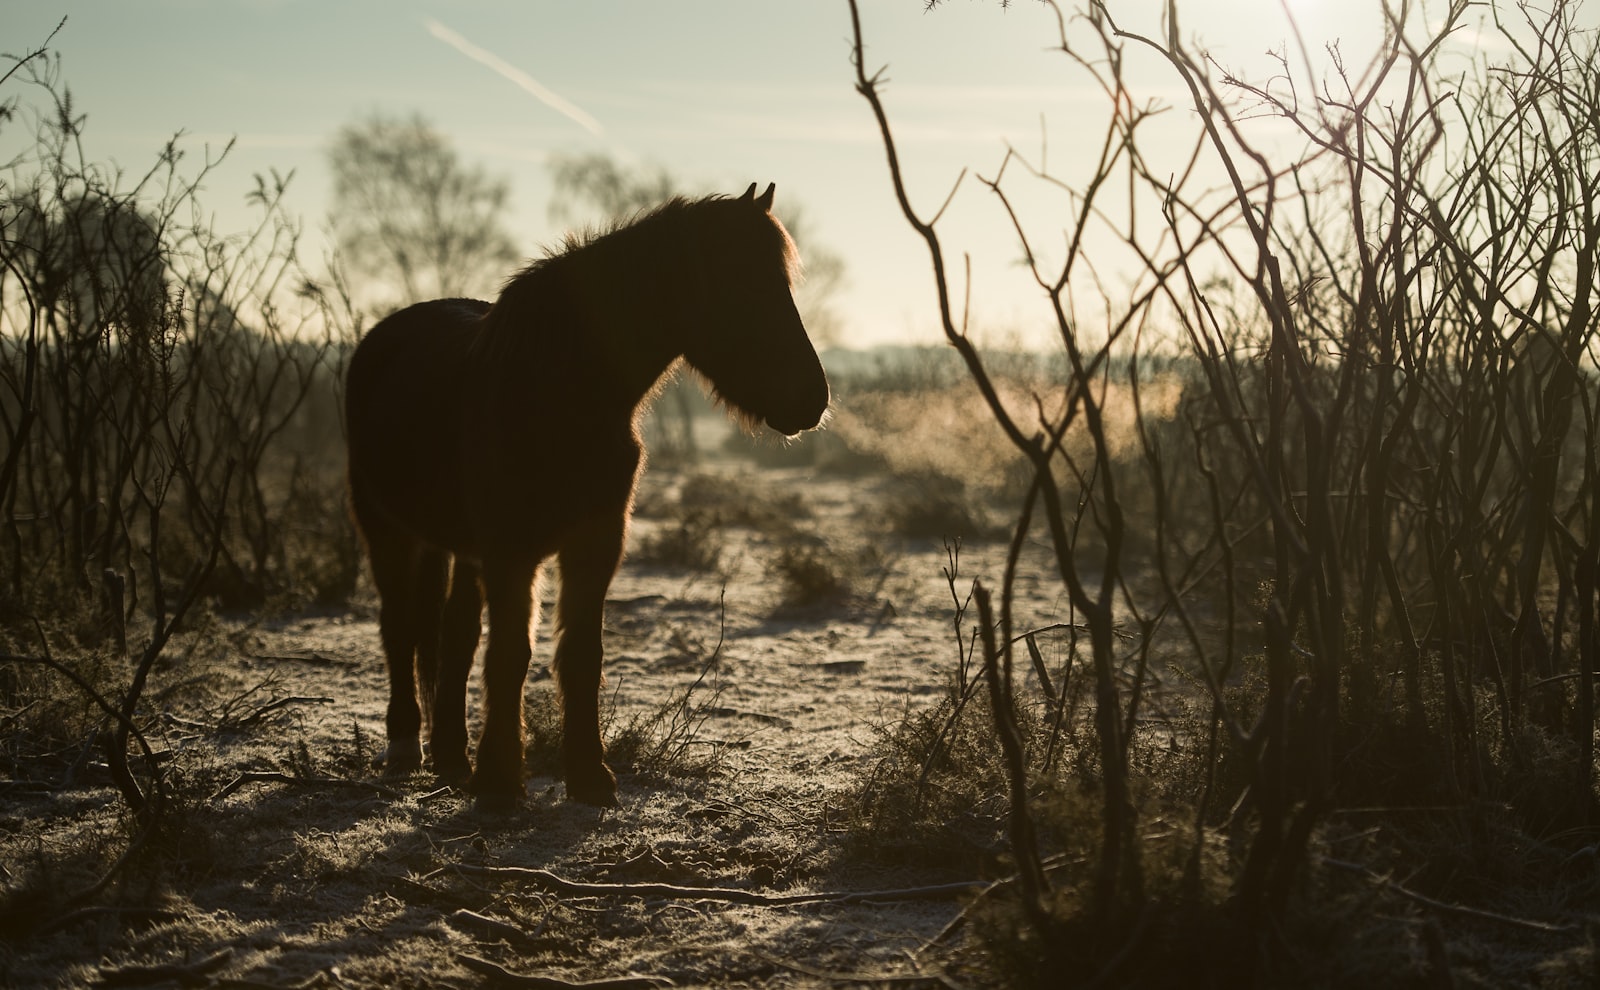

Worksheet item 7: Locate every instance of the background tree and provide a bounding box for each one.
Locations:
[326,112,520,313]
[548,151,677,224]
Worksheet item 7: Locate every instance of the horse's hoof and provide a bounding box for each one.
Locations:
[375,741,423,779]
[472,791,521,815]
[565,772,619,808]
[432,760,472,789]
[467,768,524,812]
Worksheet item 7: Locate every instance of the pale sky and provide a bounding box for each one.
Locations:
[3,0,1501,348]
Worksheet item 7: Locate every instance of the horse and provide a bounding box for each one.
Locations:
[345,183,829,811]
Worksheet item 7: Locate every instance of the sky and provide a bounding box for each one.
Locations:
[1,0,1537,348]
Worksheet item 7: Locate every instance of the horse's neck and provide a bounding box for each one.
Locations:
[565,249,694,404]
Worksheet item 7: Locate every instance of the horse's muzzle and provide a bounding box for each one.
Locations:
[767,414,818,437]
[766,380,830,436]
[766,399,830,437]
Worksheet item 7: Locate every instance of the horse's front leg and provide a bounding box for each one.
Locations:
[469,557,540,812]
[554,513,625,807]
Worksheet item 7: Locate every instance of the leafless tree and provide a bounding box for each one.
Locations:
[326,112,519,312]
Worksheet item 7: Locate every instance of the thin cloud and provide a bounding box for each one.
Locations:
[423,18,603,137]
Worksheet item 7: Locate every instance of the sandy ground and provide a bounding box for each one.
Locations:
[2,457,1069,989]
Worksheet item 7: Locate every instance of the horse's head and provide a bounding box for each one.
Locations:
[681,184,830,437]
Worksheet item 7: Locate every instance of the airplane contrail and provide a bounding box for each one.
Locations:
[424,18,603,137]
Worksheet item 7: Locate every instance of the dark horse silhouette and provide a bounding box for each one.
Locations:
[346,184,829,810]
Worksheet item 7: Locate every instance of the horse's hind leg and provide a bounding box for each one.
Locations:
[553,515,625,807]
[430,558,483,786]
[411,548,450,764]
[356,507,434,779]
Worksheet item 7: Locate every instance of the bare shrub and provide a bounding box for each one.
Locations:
[604,651,728,782]
[767,541,851,608]
[881,471,1003,542]
[826,368,1033,495]
[850,686,1015,870]
[852,0,1600,982]
[525,612,733,783]
[633,470,820,574]
[678,471,811,532]
[1,67,357,616]
[0,50,361,929]
[632,506,727,574]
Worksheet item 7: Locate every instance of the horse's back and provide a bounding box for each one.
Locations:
[346,298,490,552]
[348,298,489,389]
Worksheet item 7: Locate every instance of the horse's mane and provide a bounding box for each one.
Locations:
[492,193,800,312]
[469,193,802,400]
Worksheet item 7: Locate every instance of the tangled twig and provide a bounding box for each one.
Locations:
[211,771,400,802]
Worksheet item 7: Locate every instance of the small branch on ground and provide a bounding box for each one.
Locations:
[918,851,1090,954]
[1322,858,1579,934]
[754,951,957,987]
[211,771,400,802]
[231,695,335,729]
[250,652,345,665]
[448,909,559,949]
[211,976,329,990]
[38,905,185,935]
[452,864,987,906]
[95,948,232,988]
[457,954,672,989]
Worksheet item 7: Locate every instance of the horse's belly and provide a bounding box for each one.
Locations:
[455,428,641,557]
[350,447,478,556]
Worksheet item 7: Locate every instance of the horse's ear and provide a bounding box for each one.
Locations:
[739,182,758,201]
[755,183,775,211]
